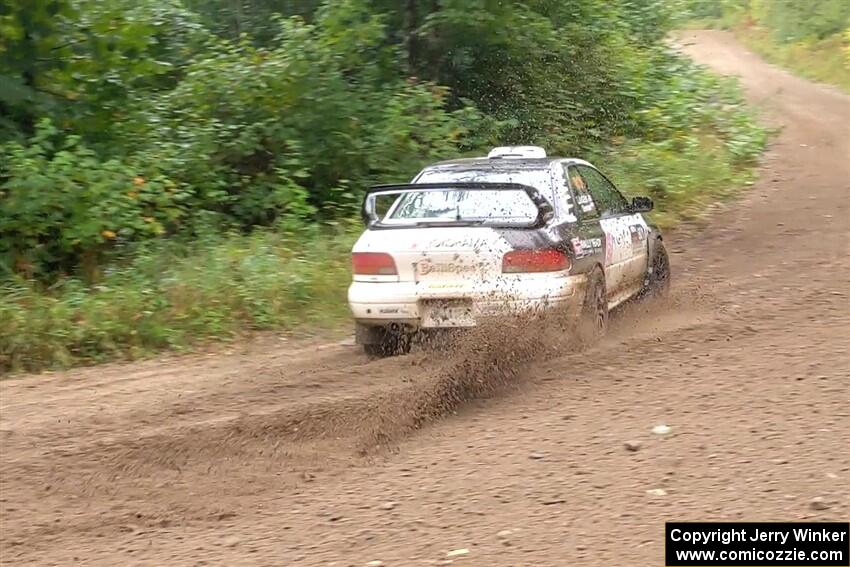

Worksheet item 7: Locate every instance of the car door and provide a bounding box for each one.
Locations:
[575,164,649,296]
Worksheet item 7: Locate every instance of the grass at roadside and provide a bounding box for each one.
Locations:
[735,26,849,92]
[686,20,850,93]
[1,226,357,373]
[605,131,763,230]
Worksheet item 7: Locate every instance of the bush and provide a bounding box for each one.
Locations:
[0,226,357,372]
[0,120,188,282]
[143,20,481,225]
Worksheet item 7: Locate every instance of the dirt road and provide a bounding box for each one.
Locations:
[1,30,848,566]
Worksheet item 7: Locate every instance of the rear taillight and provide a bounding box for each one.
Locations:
[352,252,398,275]
[502,249,570,273]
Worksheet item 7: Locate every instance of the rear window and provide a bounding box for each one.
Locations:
[416,167,554,197]
[384,188,538,223]
[378,166,554,225]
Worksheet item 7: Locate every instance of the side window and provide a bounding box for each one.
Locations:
[577,165,627,217]
[565,165,598,219]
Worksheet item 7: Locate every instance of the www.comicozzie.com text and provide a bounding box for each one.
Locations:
[670,526,848,546]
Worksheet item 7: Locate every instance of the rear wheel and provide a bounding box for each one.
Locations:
[358,324,412,358]
[580,268,608,338]
[639,240,671,300]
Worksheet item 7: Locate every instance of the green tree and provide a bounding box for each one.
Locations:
[0,0,75,139]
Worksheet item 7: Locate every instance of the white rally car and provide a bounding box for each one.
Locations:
[348,146,670,355]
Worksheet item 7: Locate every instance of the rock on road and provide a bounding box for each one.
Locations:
[1,30,849,566]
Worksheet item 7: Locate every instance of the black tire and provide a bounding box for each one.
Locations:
[362,328,411,358]
[639,239,671,300]
[580,267,609,337]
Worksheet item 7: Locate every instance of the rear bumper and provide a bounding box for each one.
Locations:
[348,274,587,328]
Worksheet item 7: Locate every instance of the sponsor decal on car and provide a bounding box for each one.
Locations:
[576,194,596,213]
[629,224,647,250]
[424,282,463,289]
[571,237,603,259]
[427,237,493,249]
[571,237,584,257]
[414,258,486,282]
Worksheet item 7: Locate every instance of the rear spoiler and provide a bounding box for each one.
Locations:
[361,182,555,229]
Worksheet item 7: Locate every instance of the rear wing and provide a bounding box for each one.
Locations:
[361,182,555,229]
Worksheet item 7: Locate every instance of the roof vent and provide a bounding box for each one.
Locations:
[487,146,547,159]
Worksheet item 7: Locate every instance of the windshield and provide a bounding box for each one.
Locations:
[385,188,538,223]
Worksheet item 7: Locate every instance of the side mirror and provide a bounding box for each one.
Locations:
[630,196,653,213]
